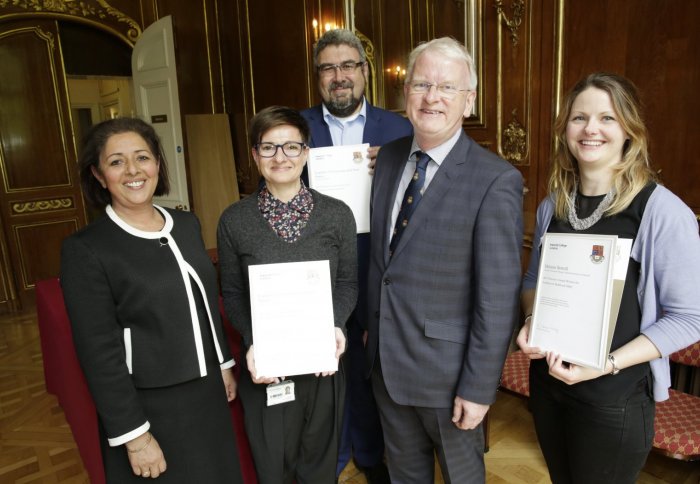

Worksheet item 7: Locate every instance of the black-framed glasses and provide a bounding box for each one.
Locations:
[407,81,470,99]
[317,61,365,76]
[255,141,307,158]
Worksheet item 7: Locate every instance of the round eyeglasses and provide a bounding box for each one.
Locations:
[407,81,470,99]
[255,141,307,158]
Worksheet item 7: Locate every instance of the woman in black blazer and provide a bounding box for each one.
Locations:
[61,117,242,483]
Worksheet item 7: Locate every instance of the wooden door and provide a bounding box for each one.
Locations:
[0,19,87,310]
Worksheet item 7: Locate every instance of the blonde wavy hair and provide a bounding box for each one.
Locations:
[549,73,656,219]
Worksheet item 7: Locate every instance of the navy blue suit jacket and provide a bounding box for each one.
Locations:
[366,132,523,407]
[300,102,412,330]
[300,102,412,150]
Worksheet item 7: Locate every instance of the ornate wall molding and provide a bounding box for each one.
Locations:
[12,197,73,214]
[0,0,141,44]
[494,0,525,47]
[355,29,377,106]
[502,109,527,165]
[496,0,531,165]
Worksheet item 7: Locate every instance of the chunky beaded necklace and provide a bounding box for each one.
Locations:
[566,188,615,231]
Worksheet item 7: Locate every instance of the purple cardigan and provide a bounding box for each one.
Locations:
[523,184,700,401]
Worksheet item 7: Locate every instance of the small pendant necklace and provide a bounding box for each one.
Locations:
[567,188,615,231]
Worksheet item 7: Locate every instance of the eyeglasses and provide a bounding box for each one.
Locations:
[255,141,307,158]
[407,81,470,99]
[317,61,365,77]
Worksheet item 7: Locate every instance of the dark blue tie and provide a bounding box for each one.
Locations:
[389,151,431,257]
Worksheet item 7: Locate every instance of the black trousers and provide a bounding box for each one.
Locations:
[239,368,344,484]
[530,374,655,484]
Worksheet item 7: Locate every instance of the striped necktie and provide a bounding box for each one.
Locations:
[389,151,431,257]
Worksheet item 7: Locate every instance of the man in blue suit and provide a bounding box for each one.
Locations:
[300,29,412,484]
[366,38,523,482]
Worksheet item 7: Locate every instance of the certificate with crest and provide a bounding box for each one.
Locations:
[307,143,371,233]
[248,260,337,378]
[529,233,632,370]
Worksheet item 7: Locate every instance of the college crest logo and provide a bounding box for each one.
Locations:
[590,244,605,263]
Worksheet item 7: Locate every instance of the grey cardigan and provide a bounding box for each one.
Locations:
[523,184,700,401]
[217,188,358,350]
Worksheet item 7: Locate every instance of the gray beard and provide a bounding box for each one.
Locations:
[325,95,362,118]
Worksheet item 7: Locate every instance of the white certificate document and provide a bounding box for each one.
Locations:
[307,143,371,233]
[248,260,337,378]
[529,233,632,370]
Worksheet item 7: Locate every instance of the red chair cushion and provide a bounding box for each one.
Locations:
[669,341,700,367]
[653,388,700,459]
[500,350,531,397]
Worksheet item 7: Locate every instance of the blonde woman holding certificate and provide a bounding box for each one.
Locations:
[517,73,700,484]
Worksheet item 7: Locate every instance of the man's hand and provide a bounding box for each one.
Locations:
[367,146,381,174]
[452,396,489,430]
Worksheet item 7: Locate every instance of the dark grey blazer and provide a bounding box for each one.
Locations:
[366,132,523,408]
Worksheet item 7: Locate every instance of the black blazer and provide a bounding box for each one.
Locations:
[61,206,231,443]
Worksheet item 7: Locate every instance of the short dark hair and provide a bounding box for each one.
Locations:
[249,106,310,148]
[78,117,170,209]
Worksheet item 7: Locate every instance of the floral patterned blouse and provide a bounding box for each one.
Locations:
[258,182,314,243]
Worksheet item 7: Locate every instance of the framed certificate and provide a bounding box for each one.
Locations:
[307,143,371,233]
[248,260,338,377]
[529,233,632,370]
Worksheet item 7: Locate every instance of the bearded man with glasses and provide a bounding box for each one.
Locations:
[300,29,411,484]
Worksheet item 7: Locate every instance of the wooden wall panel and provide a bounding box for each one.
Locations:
[217,0,254,193]
[155,0,223,115]
[12,220,79,289]
[356,0,413,111]
[0,30,70,189]
[562,0,700,214]
[0,19,87,310]
[247,0,312,111]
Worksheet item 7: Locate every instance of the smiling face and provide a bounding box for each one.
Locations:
[91,131,160,214]
[253,124,307,191]
[404,50,476,151]
[566,87,628,174]
[316,44,368,117]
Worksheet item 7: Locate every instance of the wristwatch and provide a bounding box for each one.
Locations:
[607,354,620,375]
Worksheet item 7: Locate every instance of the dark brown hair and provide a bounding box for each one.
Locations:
[249,106,310,148]
[78,117,170,208]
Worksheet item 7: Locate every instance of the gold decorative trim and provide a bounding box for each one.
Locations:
[496,0,531,164]
[95,0,141,41]
[11,197,73,214]
[494,0,525,47]
[35,24,53,48]
[355,29,377,106]
[0,0,142,42]
[553,0,565,117]
[502,109,527,165]
[0,214,18,307]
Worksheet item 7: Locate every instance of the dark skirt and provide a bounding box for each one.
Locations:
[100,364,243,484]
